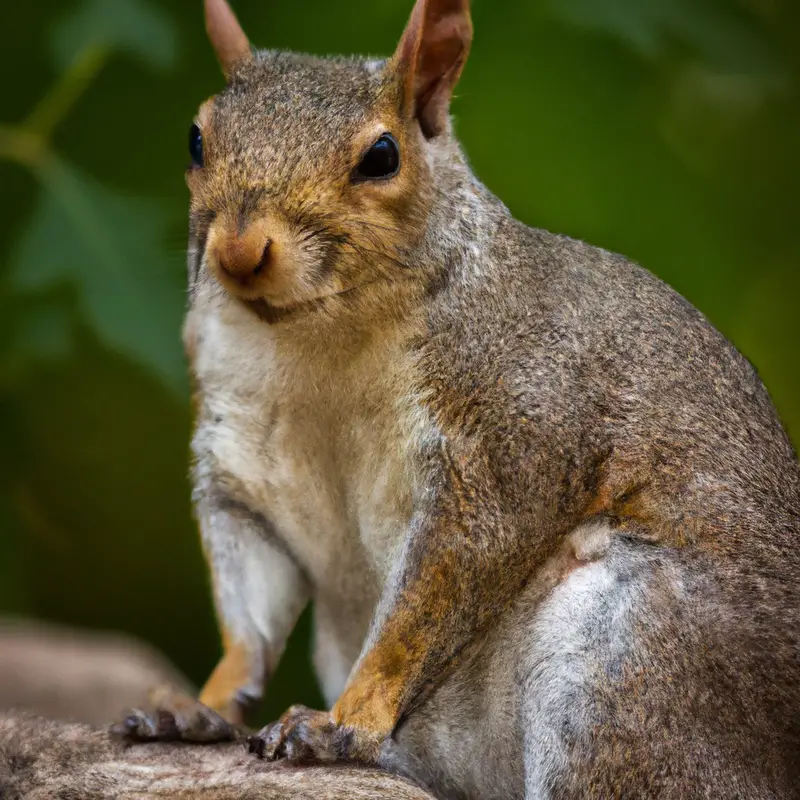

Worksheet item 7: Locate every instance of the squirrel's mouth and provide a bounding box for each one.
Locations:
[240,276,407,324]
[243,297,320,324]
[241,283,370,324]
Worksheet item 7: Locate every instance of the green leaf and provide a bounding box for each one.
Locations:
[51,0,177,70]
[9,162,186,393]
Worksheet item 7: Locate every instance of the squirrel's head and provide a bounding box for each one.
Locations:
[187,0,472,318]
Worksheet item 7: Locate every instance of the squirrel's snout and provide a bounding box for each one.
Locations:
[206,214,315,305]
[214,227,273,282]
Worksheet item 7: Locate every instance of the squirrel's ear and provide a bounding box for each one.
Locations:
[392,0,472,139]
[205,0,252,77]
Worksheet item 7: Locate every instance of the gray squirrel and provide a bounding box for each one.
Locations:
[116,0,800,797]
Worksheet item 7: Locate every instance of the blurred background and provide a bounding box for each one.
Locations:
[0,0,797,726]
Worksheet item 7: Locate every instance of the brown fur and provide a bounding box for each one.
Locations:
[198,634,253,725]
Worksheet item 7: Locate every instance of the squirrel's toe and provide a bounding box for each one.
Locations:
[250,706,341,763]
[110,692,239,744]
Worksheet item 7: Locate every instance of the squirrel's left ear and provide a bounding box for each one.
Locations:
[205,0,252,77]
[392,0,473,139]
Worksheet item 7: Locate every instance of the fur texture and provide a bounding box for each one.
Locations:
[125,1,800,798]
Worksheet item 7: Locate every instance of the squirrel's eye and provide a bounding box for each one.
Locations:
[189,124,204,168]
[355,133,400,181]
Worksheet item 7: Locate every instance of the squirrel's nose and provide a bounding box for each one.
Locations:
[215,229,272,280]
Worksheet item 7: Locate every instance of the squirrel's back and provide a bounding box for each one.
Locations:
[421,207,799,557]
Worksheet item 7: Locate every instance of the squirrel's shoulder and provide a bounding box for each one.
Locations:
[421,197,767,409]
[431,197,695,337]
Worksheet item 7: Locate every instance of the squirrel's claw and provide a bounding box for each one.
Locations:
[111,708,181,741]
[110,689,240,744]
[249,704,360,764]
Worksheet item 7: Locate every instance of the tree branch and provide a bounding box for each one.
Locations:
[0,619,436,799]
[0,712,435,799]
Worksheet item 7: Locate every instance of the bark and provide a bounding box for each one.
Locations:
[0,713,434,799]
[0,619,436,799]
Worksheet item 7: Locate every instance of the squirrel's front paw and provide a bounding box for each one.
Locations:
[110,687,240,744]
[247,704,383,764]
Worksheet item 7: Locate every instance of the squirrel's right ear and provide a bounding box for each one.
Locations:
[205,0,252,77]
[392,0,473,139]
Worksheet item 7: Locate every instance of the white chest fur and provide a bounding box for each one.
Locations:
[185,291,430,644]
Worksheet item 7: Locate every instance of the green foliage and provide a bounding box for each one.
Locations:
[51,0,177,70]
[2,302,73,381]
[9,162,185,392]
[2,0,184,394]
[0,0,201,692]
[547,0,783,79]
[0,0,797,723]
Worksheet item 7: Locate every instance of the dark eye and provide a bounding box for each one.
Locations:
[189,123,204,168]
[354,133,400,181]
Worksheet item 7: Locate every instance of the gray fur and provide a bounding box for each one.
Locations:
[182,13,800,799]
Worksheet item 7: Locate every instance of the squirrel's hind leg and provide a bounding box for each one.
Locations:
[521,531,794,798]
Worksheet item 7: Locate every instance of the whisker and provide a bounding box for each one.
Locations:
[348,219,406,237]
[342,240,411,273]
[286,203,412,276]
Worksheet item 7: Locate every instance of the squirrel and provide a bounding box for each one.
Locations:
[114,0,800,797]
